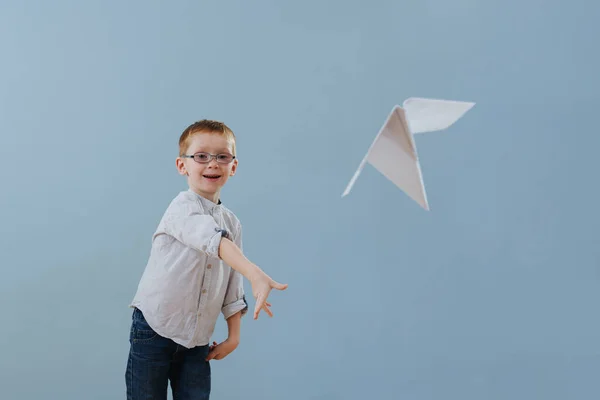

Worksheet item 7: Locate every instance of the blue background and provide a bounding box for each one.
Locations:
[1,1,599,399]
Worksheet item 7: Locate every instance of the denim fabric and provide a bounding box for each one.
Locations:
[125,308,211,400]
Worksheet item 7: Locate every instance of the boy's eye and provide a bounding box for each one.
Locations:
[217,154,233,162]
[194,153,210,161]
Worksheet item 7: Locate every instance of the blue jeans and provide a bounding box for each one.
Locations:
[125,308,211,400]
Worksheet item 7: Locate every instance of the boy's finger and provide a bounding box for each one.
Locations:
[254,293,266,319]
[272,282,288,291]
[262,304,273,317]
[206,341,221,360]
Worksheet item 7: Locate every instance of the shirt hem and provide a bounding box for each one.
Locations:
[129,303,211,349]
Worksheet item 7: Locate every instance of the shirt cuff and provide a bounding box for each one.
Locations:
[222,295,248,320]
[205,228,225,258]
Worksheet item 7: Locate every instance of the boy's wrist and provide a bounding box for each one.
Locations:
[227,334,240,345]
[248,263,266,284]
[248,267,268,284]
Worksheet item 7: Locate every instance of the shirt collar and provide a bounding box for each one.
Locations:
[188,189,222,211]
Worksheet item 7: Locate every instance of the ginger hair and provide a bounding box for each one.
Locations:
[178,119,236,156]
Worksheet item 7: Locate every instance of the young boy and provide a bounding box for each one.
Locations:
[125,119,288,400]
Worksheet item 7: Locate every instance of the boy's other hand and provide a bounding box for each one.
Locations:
[206,338,239,361]
[250,273,288,320]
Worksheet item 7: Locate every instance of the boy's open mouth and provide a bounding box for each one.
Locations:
[203,174,221,179]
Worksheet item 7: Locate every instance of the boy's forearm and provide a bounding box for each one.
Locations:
[226,311,242,343]
[218,238,267,283]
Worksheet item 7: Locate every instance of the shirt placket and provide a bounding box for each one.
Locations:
[194,204,219,344]
[198,260,214,310]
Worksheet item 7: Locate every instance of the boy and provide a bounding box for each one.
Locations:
[125,120,288,400]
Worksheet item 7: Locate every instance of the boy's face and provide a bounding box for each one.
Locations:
[176,131,237,202]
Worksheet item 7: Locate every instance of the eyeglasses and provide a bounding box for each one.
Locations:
[181,152,236,164]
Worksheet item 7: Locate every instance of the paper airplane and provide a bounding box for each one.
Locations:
[342,97,475,210]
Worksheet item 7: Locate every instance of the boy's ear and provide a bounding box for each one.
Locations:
[230,159,238,176]
[176,157,188,176]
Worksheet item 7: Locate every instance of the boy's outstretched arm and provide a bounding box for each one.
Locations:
[156,194,287,319]
[218,238,288,319]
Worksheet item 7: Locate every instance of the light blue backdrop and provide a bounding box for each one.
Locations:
[1,1,599,399]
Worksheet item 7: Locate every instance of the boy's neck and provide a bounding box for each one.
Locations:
[188,188,221,205]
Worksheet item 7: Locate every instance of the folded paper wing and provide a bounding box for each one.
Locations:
[402,97,475,134]
[341,97,475,210]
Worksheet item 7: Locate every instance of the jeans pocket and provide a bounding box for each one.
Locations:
[131,309,159,342]
[133,326,158,342]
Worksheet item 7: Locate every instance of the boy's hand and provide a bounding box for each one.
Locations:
[206,338,239,361]
[250,273,288,320]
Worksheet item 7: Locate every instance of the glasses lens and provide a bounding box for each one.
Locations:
[194,153,210,162]
[217,154,233,163]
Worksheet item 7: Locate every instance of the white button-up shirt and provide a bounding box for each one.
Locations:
[130,189,248,348]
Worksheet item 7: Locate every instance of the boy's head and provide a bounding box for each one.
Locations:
[176,120,238,202]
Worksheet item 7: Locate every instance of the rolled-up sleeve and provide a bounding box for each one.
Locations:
[154,195,223,259]
[222,220,248,319]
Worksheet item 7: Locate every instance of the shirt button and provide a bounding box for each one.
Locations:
[207,264,212,269]
[202,289,207,294]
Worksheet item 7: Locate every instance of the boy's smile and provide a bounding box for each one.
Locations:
[176,132,237,203]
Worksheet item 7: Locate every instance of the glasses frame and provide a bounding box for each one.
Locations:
[181,152,236,164]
